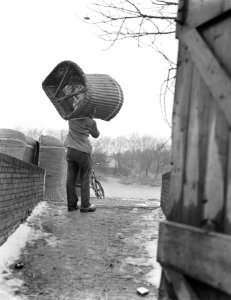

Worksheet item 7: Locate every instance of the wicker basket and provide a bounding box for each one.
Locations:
[0,129,27,161]
[42,60,124,121]
[23,136,39,165]
[39,135,67,201]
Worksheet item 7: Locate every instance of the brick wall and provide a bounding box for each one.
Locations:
[0,153,45,246]
[160,171,171,216]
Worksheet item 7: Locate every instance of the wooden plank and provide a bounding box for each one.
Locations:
[200,13,231,72]
[167,43,193,221]
[188,274,231,300]
[163,269,199,300]
[182,68,217,228]
[159,43,193,295]
[199,13,231,236]
[176,0,187,26]
[158,271,175,300]
[157,220,231,295]
[196,77,213,226]
[199,19,231,299]
[224,134,231,234]
[182,0,231,29]
[202,103,229,231]
[163,4,231,300]
[200,17,231,233]
[179,28,231,127]
[181,66,201,226]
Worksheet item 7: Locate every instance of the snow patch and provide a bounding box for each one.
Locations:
[124,256,152,267]
[0,201,49,300]
[144,240,161,287]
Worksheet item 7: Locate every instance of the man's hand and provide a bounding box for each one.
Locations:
[89,119,100,138]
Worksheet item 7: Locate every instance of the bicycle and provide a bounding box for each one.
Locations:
[90,165,105,199]
[75,164,105,199]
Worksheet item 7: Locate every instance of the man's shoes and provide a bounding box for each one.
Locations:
[80,204,96,213]
[68,204,80,212]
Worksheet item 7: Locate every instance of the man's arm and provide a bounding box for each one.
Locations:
[89,119,100,138]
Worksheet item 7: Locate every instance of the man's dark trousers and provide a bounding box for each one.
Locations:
[66,147,92,209]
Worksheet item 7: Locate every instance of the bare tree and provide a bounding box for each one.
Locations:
[138,135,166,177]
[150,142,170,181]
[108,134,170,180]
[24,128,44,140]
[91,136,113,166]
[85,0,178,127]
[91,136,113,155]
[90,133,171,183]
[111,136,129,175]
[87,0,177,48]
[45,129,68,143]
[21,128,68,142]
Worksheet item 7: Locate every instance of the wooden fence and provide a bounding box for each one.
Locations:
[157,1,231,299]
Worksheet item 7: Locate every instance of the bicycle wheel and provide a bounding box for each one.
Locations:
[94,180,105,199]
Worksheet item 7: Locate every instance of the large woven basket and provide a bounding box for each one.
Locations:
[0,129,27,161]
[42,60,124,121]
[23,136,39,165]
[38,135,67,201]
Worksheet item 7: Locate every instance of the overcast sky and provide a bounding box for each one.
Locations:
[0,0,178,139]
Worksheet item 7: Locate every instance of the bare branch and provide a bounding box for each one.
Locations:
[160,67,176,128]
[85,0,178,127]
[88,0,177,45]
[152,0,177,6]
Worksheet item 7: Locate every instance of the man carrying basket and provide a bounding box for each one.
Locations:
[64,110,100,212]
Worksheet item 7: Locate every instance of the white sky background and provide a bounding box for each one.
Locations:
[0,0,178,139]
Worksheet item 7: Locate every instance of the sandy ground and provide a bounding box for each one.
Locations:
[0,177,164,300]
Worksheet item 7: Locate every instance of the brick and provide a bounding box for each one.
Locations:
[0,153,44,242]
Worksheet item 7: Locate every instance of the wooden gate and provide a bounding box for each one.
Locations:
[157,1,231,299]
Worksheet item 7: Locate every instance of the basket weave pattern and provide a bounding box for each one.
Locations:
[0,128,27,142]
[38,135,67,201]
[42,61,124,121]
[0,129,27,161]
[0,140,26,161]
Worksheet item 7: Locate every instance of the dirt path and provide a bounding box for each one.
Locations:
[9,179,163,300]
